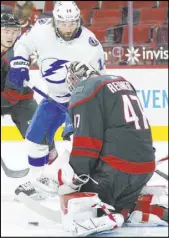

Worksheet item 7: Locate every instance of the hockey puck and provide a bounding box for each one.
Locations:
[28,222,39,226]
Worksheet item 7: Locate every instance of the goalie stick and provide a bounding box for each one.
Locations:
[17,193,120,237]
[1,157,30,178]
[18,192,61,223]
[18,193,119,237]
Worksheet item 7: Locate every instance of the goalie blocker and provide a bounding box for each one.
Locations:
[59,192,124,236]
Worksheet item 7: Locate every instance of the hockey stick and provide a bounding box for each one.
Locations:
[1,157,30,178]
[24,81,68,113]
[155,170,168,181]
[155,156,168,181]
[156,156,168,165]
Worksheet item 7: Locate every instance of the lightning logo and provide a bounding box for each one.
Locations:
[43,59,69,77]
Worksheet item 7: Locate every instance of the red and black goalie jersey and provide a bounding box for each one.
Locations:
[68,75,155,176]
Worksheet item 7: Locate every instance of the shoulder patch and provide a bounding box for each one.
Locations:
[74,85,85,94]
[89,37,99,47]
[37,18,49,25]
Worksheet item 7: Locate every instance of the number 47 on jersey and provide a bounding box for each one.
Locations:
[122,94,149,130]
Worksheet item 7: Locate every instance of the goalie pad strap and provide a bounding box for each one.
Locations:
[101,204,118,229]
[142,213,149,222]
[135,195,167,219]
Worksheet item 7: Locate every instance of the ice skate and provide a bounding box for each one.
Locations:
[15,174,59,201]
[15,181,47,201]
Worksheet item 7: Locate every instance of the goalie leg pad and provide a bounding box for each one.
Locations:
[127,210,168,226]
[72,214,124,237]
[59,192,124,236]
[59,192,98,231]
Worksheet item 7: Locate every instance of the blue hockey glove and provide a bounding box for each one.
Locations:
[8,56,30,89]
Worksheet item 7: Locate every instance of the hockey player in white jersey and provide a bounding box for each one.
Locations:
[7,1,105,200]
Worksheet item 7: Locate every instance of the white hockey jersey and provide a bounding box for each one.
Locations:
[14,18,105,103]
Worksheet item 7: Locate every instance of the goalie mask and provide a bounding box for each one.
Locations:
[53,1,81,42]
[66,62,100,92]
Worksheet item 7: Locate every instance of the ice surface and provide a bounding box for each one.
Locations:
[1,141,168,236]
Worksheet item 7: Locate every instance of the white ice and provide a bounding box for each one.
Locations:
[1,141,168,236]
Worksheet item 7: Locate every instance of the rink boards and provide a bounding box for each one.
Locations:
[1,66,168,142]
[1,124,168,141]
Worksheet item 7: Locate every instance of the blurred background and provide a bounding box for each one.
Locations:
[1,1,168,66]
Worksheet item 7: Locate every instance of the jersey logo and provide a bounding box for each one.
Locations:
[38,18,48,25]
[74,86,84,94]
[43,59,69,77]
[89,37,99,47]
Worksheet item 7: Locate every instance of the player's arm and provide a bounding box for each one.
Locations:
[69,95,104,176]
[7,24,38,89]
